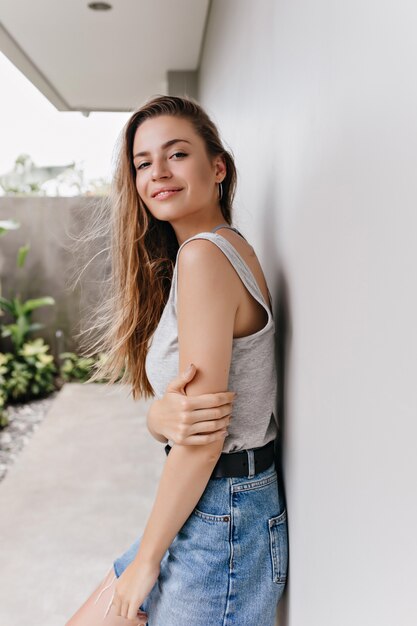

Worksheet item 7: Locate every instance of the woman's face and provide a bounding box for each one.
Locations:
[132,115,225,224]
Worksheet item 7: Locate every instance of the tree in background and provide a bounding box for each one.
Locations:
[0,153,109,197]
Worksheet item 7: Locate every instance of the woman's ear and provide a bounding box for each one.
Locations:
[214,154,227,181]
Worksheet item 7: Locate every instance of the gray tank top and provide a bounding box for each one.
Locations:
[145,223,278,453]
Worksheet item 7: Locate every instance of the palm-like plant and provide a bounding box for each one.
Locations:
[0,226,55,352]
[0,295,55,351]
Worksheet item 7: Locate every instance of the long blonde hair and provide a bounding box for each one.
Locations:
[81,95,237,399]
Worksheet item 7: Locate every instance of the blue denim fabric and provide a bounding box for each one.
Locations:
[113,459,288,625]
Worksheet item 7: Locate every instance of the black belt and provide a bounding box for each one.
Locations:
[164,439,275,478]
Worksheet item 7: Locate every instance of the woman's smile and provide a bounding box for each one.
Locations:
[153,188,184,200]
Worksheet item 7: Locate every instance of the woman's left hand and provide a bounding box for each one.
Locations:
[107,558,160,622]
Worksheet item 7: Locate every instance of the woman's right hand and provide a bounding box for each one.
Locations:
[146,363,236,446]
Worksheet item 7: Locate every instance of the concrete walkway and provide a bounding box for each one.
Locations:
[0,382,164,626]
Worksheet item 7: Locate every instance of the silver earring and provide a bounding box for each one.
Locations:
[218,181,223,200]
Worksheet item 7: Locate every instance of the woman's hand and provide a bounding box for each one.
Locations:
[147,363,236,445]
[106,558,160,622]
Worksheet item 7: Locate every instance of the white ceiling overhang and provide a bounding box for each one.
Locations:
[0,0,211,114]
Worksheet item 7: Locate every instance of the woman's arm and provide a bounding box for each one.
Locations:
[146,400,169,443]
[146,366,236,445]
[112,239,240,619]
[136,238,239,562]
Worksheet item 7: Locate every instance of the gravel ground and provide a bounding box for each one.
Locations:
[0,392,58,484]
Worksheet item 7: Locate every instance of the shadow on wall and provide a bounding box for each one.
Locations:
[261,200,290,626]
[273,265,291,626]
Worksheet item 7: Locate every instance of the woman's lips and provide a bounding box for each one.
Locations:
[153,189,183,200]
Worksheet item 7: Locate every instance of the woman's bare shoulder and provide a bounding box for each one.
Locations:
[177,237,242,305]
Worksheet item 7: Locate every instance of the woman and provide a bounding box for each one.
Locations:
[66,95,288,625]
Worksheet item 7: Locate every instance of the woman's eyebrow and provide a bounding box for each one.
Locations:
[133,138,191,159]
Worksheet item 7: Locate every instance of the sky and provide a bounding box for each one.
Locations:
[0,52,132,185]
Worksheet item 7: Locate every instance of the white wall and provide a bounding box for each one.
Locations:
[199,1,417,624]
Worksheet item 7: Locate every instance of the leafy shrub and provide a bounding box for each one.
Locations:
[0,364,8,428]
[59,351,110,383]
[0,219,59,428]
[0,338,56,406]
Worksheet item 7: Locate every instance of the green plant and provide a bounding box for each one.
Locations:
[0,296,55,352]
[0,239,55,352]
[0,220,21,363]
[59,351,110,383]
[0,221,57,427]
[0,339,56,406]
[0,356,9,428]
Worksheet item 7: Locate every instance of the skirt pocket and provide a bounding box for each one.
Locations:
[268,508,288,584]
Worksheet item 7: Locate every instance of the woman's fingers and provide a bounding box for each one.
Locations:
[137,610,148,621]
[168,391,237,445]
[184,391,236,412]
[192,404,234,425]
[181,429,229,445]
[183,402,234,424]
[183,414,231,441]
[166,363,197,393]
[191,413,232,433]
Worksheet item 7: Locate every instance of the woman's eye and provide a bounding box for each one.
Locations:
[135,152,187,171]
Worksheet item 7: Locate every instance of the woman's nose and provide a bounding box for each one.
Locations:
[152,158,171,180]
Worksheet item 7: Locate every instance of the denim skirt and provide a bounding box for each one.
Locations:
[113,459,288,626]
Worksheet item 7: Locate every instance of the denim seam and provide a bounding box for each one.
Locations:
[268,512,288,583]
[232,473,277,493]
[193,508,230,522]
[269,507,287,525]
[222,478,234,626]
